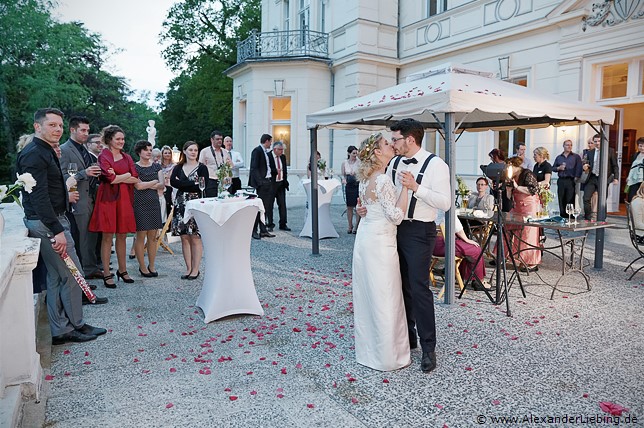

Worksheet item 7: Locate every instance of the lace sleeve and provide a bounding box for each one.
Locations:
[520,170,539,195]
[375,174,404,225]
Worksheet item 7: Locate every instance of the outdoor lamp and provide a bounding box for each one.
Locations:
[171,145,181,163]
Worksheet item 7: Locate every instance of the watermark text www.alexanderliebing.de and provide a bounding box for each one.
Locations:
[475,413,638,426]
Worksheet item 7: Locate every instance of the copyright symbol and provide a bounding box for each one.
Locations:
[476,415,486,424]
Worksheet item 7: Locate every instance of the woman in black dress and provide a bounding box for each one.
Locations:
[133,140,164,277]
[532,146,552,189]
[342,145,360,233]
[170,141,209,280]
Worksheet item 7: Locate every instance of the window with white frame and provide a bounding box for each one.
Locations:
[284,0,290,32]
[597,57,644,100]
[497,77,527,157]
[426,0,448,17]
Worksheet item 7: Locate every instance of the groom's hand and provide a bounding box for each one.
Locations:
[400,171,419,192]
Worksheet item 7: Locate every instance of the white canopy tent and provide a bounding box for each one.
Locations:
[306,64,615,306]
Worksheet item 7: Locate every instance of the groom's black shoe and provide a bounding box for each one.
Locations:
[421,351,437,373]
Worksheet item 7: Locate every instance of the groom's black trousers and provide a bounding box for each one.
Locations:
[397,220,437,353]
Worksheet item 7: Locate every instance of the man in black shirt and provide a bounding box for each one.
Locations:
[17,108,106,345]
[552,139,582,215]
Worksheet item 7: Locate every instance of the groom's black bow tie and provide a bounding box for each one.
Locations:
[402,158,418,165]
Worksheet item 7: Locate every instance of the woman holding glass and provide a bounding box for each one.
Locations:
[170,141,208,280]
[133,140,165,277]
[342,145,360,233]
[89,125,140,288]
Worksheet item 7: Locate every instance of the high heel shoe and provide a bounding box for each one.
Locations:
[187,271,200,280]
[116,271,134,283]
[128,254,136,260]
[103,274,116,289]
[139,268,155,278]
[147,266,158,277]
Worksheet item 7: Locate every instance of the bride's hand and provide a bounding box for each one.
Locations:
[356,198,367,218]
[399,171,418,192]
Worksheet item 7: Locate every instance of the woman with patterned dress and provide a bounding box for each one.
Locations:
[505,156,541,271]
[133,140,165,278]
[170,141,209,280]
[352,132,411,371]
[89,125,140,288]
[342,145,361,234]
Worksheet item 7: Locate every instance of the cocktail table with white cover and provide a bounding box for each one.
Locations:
[300,178,341,239]
[185,197,265,322]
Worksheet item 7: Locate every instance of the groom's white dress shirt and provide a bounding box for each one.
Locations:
[390,147,452,222]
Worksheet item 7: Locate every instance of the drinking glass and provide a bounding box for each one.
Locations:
[572,206,581,225]
[565,203,574,225]
[223,177,232,191]
[67,162,78,177]
[197,176,206,198]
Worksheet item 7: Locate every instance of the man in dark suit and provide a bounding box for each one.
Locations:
[59,117,104,281]
[268,141,290,231]
[582,133,618,220]
[248,134,276,239]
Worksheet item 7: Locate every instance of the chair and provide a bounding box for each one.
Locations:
[156,206,175,255]
[429,224,465,299]
[624,202,644,280]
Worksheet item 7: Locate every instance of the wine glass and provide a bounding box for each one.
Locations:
[197,176,206,198]
[565,203,574,225]
[67,162,78,177]
[572,206,581,225]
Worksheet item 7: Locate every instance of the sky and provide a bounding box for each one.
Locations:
[54,0,178,105]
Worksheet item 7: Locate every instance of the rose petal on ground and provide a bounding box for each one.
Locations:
[465,366,472,371]
[383,379,389,383]
[170,368,177,373]
[435,403,444,409]
[583,393,589,398]
[63,350,70,355]
[599,401,629,416]
[295,363,303,369]
[307,403,315,408]
[281,368,287,374]
[64,371,71,376]
[351,397,358,404]
[83,361,91,365]
[277,393,284,398]
[229,396,238,401]
[45,375,55,381]
[250,390,257,396]
[165,403,173,409]
[491,399,501,405]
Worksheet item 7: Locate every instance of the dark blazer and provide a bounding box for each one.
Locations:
[272,152,289,190]
[60,139,93,215]
[248,145,276,188]
[587,147,618,182]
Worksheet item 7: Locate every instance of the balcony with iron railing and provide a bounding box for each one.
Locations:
[236,29,329,64]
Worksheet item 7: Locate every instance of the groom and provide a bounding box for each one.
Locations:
[386,118,451,372]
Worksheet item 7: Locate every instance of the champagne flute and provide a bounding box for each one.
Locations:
[67,163,78,191]
[572,206,581,225]
[566,203,574,225]
[198,176,206,198]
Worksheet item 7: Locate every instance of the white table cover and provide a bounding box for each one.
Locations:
[185,198,265,322]
[299,178,341,239]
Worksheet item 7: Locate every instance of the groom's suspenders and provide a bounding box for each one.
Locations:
[407,154,436,219]
[390,156,402,185]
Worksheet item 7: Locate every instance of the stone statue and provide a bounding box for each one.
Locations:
[146,120,156,146]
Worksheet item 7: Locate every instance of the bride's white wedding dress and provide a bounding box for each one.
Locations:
[352,173,411,371]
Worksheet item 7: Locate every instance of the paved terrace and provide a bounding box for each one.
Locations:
[24,204,644,427]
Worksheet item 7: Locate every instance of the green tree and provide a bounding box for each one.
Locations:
[0,0,159,181]
[157,0,260,148]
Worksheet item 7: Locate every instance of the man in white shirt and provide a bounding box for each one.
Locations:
[515,143,535,171]
[199,130,231,197]
[224,136,244,194]
[389,118,451,373]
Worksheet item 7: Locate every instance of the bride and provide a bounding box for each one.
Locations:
[352,132,411,371]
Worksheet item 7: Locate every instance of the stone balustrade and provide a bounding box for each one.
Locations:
[0,203,42,426]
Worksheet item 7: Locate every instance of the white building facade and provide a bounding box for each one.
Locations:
[226,0,644,211]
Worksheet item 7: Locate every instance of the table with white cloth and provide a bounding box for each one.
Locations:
[184,197,265,322]
[299,178,341,239]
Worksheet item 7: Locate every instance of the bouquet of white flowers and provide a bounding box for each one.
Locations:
[0,173,37,208]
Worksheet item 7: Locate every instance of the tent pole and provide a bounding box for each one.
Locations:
[311,128,320,255]
[594,122,610,269]
[443,112,456,304]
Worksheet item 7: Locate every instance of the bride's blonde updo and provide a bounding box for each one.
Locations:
[357,132,383,181]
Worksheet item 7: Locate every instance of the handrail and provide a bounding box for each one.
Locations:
[237,29,329,63]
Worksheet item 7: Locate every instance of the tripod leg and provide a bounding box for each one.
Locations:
[502,226,527,298]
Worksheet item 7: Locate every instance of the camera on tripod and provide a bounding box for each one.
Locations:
[480,163,513,184]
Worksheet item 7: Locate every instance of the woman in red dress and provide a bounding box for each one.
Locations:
[89,125,140,288]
